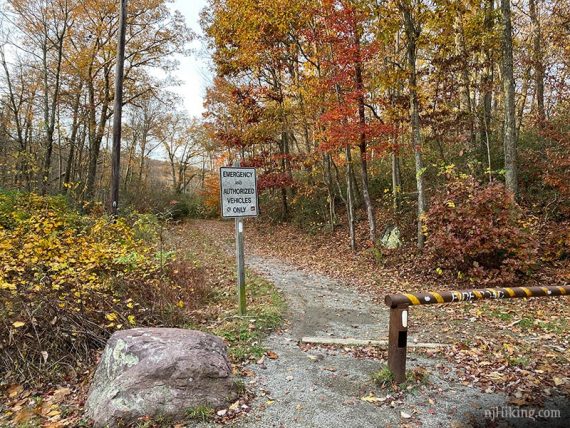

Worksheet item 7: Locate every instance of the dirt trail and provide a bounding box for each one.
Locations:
[193,220,567,428]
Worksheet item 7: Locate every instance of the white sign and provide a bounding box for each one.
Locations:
[220,167,259,218]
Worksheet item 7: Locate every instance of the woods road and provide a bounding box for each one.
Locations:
[194,220,567,428]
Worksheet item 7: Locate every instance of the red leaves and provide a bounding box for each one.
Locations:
[258,172,294,190]
[424,174,538,285]
[539,116,570,215]
[313,0,394,154]
[320,101,395,151]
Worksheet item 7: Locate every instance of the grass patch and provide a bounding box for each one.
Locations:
[186,405,214,422]
[371,366,394,387]
[371,365,429,391]
[233,379,247,395]
[538,319,568,334]
[518,317,534,329]
[490,310,513,321]
[169,221,286,364]
[212,273,285,362]
[507,355,530,367]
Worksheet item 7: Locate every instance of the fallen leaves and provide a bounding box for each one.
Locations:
[7,384,23,398]
[361,393,387,403]
[240,219,569,406]
[266,350,279,360]
[1,383,86,427]
[51,387,71,403]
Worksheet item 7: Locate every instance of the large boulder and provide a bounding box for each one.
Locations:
[85,328,237,427]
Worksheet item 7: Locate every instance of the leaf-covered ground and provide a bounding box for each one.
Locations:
[207,218,570,407]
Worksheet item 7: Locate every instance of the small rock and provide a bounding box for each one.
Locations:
[286,376,293,381]
[217,409,227,417]
[380,225,401,249]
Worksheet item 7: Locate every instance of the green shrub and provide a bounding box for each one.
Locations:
[290,186,329,233]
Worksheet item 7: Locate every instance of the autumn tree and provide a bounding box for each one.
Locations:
[398,0,428,248]
[0,0,192,201]
[501,0,518,197]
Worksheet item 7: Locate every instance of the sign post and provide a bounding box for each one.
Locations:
[235,217,246,315]
[220,165,258,315]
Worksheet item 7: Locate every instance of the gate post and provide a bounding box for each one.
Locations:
[388,304,409,383]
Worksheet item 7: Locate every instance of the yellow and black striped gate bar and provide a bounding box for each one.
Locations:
[385,285,569,308]
[384,285,569,384]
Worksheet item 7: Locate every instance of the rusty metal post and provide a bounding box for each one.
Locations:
[388,304,409,383]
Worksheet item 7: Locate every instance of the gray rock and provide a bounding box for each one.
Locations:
[85,328,237,427]
[380,225,401,249]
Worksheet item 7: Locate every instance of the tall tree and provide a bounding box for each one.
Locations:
[529,0,545,124]
[399,0,428,248]
[501,0,518,196]
[6,0,74,194]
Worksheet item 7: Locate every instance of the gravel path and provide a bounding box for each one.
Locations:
[228,255,502,428]
[194,221,568,427]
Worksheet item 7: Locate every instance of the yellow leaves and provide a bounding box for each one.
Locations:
[128,315,136,325]
[3,383,76,427]
[176,300,185,308]
[446,200,456,208]
[12,321,25,328]
[361,394,386,403]
[0,280,16,291]
[105,313,118,322]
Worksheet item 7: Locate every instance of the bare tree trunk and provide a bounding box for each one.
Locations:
[400,0,428,249]
[41,10,69,195]
[391,32,403,213]
[110,0,127,216]
[529,0,545,124]
[354,27,376,244]
[346,147,357,251]
[479,0,494,167]
[123,136,136,192]
[279,131,290,220]
[138,121,149,185]
[323,153,337,229]
[391,150,402,212]
[454,9,476,148]
[516,66,531,139]
[64,89,82,192]
[501,0,518,196]
[85,69,111,199]
[76,125,87,187]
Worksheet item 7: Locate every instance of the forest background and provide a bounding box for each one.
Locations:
[0,1,569,421]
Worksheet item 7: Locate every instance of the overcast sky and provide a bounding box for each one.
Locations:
[169,0,211,118]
